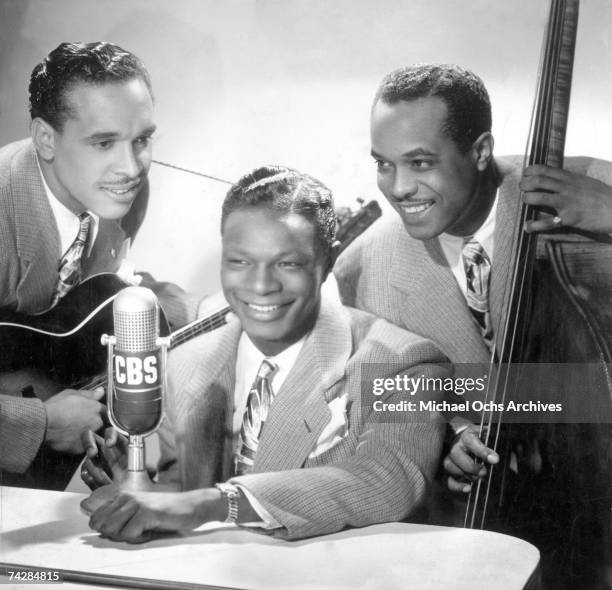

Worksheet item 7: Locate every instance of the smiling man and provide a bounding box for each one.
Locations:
[0,42,196,490]
[334,63,612,588]
[82,165,448,542]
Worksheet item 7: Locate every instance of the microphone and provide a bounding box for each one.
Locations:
[112,287,162,433]
[101,286,169,491]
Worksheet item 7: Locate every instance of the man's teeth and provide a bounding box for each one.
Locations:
[400,202,433,214]
[104,181,140,195]
[248,303,281,312]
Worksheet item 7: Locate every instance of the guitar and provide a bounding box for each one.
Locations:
[0,198,382,401]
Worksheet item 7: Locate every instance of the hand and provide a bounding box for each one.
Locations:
[83,487,225,543]
[81,427,128,490]
[521,165,612,234]
[443,424,500,493]
[43,387,106,454]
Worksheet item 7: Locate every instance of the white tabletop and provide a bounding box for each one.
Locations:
[0,486,539,590]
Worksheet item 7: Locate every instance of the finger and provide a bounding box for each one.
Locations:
[82,457,113,487]
[120,513,155,544]
[522,191,562,209]
[104,427,120,447]
[78,387,106,401]
[443,454,479,478]
[81,430,99,457]
[89,494,135,536]
[460,431,500,464]
[524,216,564,234]
[522,164,569,181]
[447,475,472,494]
[520,173,564,194]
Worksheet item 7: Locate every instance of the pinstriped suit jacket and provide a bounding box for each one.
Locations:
[157,297,448,540]
[334,156,612,364]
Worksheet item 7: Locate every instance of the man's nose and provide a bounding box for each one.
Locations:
[250,266,282,295]
[389,171,418,201]
[115,144,141,178]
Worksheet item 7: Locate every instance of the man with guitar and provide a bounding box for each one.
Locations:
[334,63,612,588]
[0,42,198,489]
[80,165,448,542]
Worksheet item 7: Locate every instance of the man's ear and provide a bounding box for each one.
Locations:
[31,117,56,161]
[326,240,342,275]
[472,131,494,172]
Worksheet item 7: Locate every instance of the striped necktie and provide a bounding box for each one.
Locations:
[233,359,278,476]
[462,238,493,350]
[50,212,92,307]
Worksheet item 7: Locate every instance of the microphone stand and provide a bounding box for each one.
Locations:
[101,333,170,491]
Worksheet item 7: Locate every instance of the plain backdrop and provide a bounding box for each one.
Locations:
[1,0,610,296]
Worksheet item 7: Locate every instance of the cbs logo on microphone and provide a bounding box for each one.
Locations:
[112,349,162,433]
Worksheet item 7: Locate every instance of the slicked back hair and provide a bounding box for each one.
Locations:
[374,63,491,152]
[221,166,336,264]
[29,41,152,131]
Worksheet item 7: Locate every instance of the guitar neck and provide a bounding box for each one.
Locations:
[169,305,232,349]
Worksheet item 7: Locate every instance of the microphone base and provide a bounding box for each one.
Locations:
[119,469,156,492]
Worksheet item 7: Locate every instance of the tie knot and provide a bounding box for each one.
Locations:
[77,212,92,240]
[462,238,488,265]
[257,359,277,380]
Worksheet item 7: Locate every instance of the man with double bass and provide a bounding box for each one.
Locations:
[0,42,198,490]
[335,63,612,589]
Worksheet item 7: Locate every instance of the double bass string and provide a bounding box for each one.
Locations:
[465,0,577,530]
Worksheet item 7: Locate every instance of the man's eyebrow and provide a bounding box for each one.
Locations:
[371,147,436,159]
[138,125,157,136]
[85,131,120,142]
[85,125,157,142]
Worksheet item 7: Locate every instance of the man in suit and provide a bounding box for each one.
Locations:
[333,64,612,587]
[82,165,448,542]
[0,42,197,488]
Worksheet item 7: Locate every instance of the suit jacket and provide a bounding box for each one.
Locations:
[334,155,612,363]
[157,297,448,540]
[0,139,195,479]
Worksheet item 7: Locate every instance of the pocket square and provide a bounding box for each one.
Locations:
[308,393,349,458]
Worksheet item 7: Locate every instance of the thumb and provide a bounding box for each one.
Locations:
[80,387,106,401]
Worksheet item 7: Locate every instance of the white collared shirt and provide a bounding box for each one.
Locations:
[37,156,100,257]
[233,333,305,452]
[37,155,142,285]
[232,332,306,529]
[438,189,498,296]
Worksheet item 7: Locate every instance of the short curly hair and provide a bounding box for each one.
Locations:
[29,41,152,131]
[374,63,491,152]
[221,166,336,261]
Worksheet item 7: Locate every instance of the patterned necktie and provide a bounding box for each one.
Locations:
[233,359,278,476]
[462,238,493,350]
[50,212,92,307]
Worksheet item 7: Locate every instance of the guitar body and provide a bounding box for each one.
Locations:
[0,274,170,399]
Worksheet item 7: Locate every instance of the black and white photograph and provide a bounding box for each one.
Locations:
[0,1,610,588]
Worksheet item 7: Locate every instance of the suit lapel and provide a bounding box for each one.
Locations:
[174,319,241,487]
[254,298,352,472]
[12,144,62,312]
[389,221,488,362]
[490,160,521,337]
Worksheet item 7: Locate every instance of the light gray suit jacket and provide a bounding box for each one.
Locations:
[157,297,448,540]
[334,156,612,364]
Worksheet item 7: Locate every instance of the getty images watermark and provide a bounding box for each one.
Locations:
[361,363,612,423]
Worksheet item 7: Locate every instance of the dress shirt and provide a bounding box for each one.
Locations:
[37,156,141,285]
[438,189,498,296]
[37,156,99,257]
[232,332,306,529]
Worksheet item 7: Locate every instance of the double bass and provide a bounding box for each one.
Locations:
[464,1,612,588]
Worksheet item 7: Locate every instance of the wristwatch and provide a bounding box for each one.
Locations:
[215,482,240,524]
